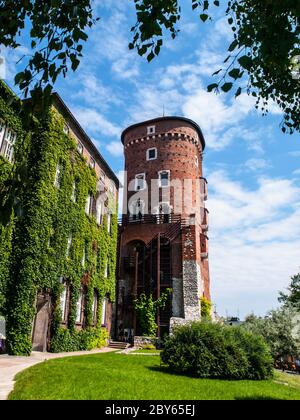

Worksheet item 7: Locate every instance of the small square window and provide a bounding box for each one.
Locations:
[135,173,146,191]
[147,148,157,161]
[159,170,170,188]
[147,126,156,135]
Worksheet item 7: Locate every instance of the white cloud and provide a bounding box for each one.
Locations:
[73,107,121,137]
[207,170,300,317]
[244,158,270,172]
[106,140,124,157]
[72,73,121,111]
[289,151,300,157]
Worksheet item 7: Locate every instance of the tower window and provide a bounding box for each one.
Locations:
[147,125,156,135]
[146,148,157,161]
[158,170,170,188]
[135,173,146,191]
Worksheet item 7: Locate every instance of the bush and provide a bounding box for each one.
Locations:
[161,322,273,380]
[50,327,109,353]
[141,343,156,350]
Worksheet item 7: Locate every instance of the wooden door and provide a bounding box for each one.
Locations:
[32,292,51,352]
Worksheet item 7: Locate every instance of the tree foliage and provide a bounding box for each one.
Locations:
[279,272,300,311]
[243,306,300,360]
[0,0,98,98]
[134,288,172,337]
[1,1,300,132]
[131,1,300,134]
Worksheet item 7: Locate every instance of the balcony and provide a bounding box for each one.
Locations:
[119,214,182,227]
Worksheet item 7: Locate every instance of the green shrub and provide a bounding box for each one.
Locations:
[161,322,273,380]
[50,327,109,353]
[141,343,156,350]
[200,297,212,319]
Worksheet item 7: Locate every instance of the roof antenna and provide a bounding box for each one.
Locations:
[162,104,165,117]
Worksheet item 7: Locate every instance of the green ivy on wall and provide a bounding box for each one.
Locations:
[0,81,118,355]
[0,81,25,316]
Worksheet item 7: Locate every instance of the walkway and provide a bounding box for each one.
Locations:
[0,347,116,400]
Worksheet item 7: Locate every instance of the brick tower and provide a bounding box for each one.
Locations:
[116,117,210,340]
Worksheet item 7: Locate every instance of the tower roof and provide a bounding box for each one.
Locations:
[121,116,206,150]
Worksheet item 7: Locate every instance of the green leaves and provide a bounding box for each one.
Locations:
[238,55,253,71]
[228,68,244,80]
[0,1,98,99]
[207,83,218,92]
[200,14,209,22]
[221,82,233,93]
[130,0,180,65]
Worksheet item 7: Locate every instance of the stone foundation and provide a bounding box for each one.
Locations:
[182,260,202,321]
[134,336,157,348]
[172,277,184,318]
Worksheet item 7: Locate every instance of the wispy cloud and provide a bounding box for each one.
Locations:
[208,170,300,316]
[106,140,124,157]
[73,107,121,138]
[244,158,271,172]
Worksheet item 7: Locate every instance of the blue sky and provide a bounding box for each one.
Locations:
[3,0,300,319]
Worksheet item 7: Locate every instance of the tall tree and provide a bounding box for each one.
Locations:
[243,306,300,360]
[279,272,300,311]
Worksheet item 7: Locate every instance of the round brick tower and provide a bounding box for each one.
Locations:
[116,117,210,341]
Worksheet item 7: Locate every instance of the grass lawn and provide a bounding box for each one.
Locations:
[275,371,300,389]
[9,353,300,400]
[130,349,161,354]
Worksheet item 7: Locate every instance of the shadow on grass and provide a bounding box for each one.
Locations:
[235,396,283,400]
[147,365,263,382]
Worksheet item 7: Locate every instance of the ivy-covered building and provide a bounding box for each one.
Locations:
[0,81,119,355]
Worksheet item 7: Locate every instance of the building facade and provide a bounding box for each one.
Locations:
[0,81,119,355]
[116,117,210,340]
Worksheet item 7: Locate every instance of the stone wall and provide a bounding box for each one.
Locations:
[172,278,184,318]
[134,336,157,348]
[182,260,202,321]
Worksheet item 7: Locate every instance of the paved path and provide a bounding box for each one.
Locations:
[0,347,116,400]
